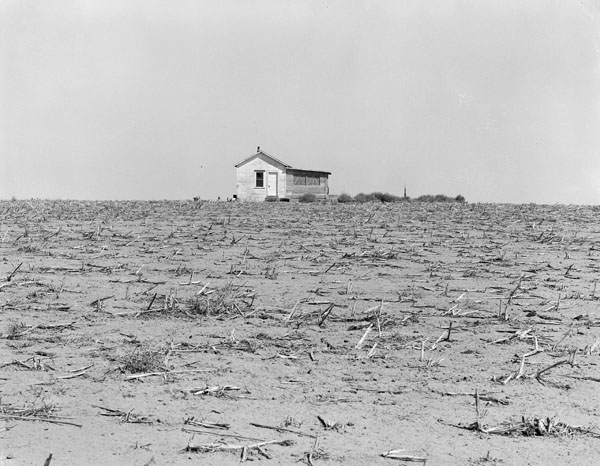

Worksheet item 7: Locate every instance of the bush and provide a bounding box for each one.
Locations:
[371,192,401,203]
[415,195,433,202]
[339,191,466,204]
[337,193,354,203]
[353,192,404,203]
[354,193,378,203]
[299,193,317,203]
[415,194,466,203]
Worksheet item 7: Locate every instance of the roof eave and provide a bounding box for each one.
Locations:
[287,168,331,176]
[234,151,292,168]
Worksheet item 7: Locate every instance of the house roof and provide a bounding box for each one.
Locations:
[234,150,331,175]
[287,168,332,176]
[234,150,292,169]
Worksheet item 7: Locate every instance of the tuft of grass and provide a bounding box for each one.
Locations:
[188,282,252,317]
[17,243,39,253]
[0,398,57,418]
[120,346,166,374]
[299,193,317,203]
[174,264,194,277]
[5,321,28,340]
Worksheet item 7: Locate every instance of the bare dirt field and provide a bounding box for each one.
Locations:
[1,199,600,465]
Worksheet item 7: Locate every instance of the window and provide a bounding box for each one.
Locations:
[294,174,320,185]
[307,175,320,186]
[255,172,264,188]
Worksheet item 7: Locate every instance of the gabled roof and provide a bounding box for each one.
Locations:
[234,150,293,168]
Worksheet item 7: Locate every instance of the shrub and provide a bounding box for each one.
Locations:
[299,193,317,203]
[354,193,377,203]
[415,195,434,202]
[337,193,354,203]
[120,346,166,373]
[455,194,466,203]
[415,194,466,203]
[352,192,404,203]
[371,192,401,203]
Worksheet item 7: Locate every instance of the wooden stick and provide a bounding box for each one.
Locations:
[146,293,158,311]
[355,324,373,349]
[322,262,337,274]
[0,414,82,428]
[185,438,293,452]
[6,262,23,282]
[444,322,453,341]
[381,449,427,462]
[56,371,88,379]
[249,422,316,438]
[308,437,320,466]
[536,359,571,380]
[125,368,215,380]
[474,389,481,429]
[366,343,377,358]
[286,300,300,321]
[317,303,334,327]
[182,428,265,441]
[89,295,115,307]
[552,326,572,351]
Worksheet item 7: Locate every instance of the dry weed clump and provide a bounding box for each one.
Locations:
[187,282,252,317]
[0,399,56,419]
[0,397,81,427]
[120,346,166,374]
[453,390,600,439]
[4,321,28,340]
[466,415,600,438]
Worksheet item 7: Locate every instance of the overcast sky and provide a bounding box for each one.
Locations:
[1,0,599,204]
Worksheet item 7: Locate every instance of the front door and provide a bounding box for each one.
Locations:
[267,172,278,197]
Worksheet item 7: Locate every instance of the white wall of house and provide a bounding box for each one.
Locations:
[235,154,287,201]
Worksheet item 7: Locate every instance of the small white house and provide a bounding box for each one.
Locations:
[234,148,331,202]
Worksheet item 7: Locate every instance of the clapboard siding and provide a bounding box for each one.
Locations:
[285,171,329,200]
[235,154,287,201]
